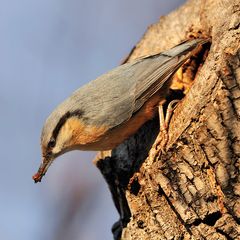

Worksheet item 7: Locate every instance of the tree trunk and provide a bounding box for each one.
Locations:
[96,0,240,239]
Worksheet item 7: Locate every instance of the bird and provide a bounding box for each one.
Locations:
[33,38,208,183]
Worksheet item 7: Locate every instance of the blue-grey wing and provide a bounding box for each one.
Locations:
[64,39,207,128]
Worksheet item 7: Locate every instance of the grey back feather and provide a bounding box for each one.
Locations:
[42,39,207,144]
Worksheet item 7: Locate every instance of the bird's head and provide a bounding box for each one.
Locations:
[32,106,84,183]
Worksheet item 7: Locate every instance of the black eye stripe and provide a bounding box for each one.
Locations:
[48,138,56,148]
[48,110,84,148]
[52,112,70,141]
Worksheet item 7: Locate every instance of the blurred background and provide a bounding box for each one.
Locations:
[0,0,185,239]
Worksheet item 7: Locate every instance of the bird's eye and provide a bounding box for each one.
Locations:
[48,138,55,148]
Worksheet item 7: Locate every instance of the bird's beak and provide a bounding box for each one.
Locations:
[32,157,53,183]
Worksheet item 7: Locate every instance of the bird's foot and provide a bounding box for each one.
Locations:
[149,99,179,162]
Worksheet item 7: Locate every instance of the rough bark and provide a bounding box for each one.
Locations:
[96,0,240,239]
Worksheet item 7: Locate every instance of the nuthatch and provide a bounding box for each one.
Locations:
[33,38,208,183]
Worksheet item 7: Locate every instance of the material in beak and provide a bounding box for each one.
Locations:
[32,158,52,183]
